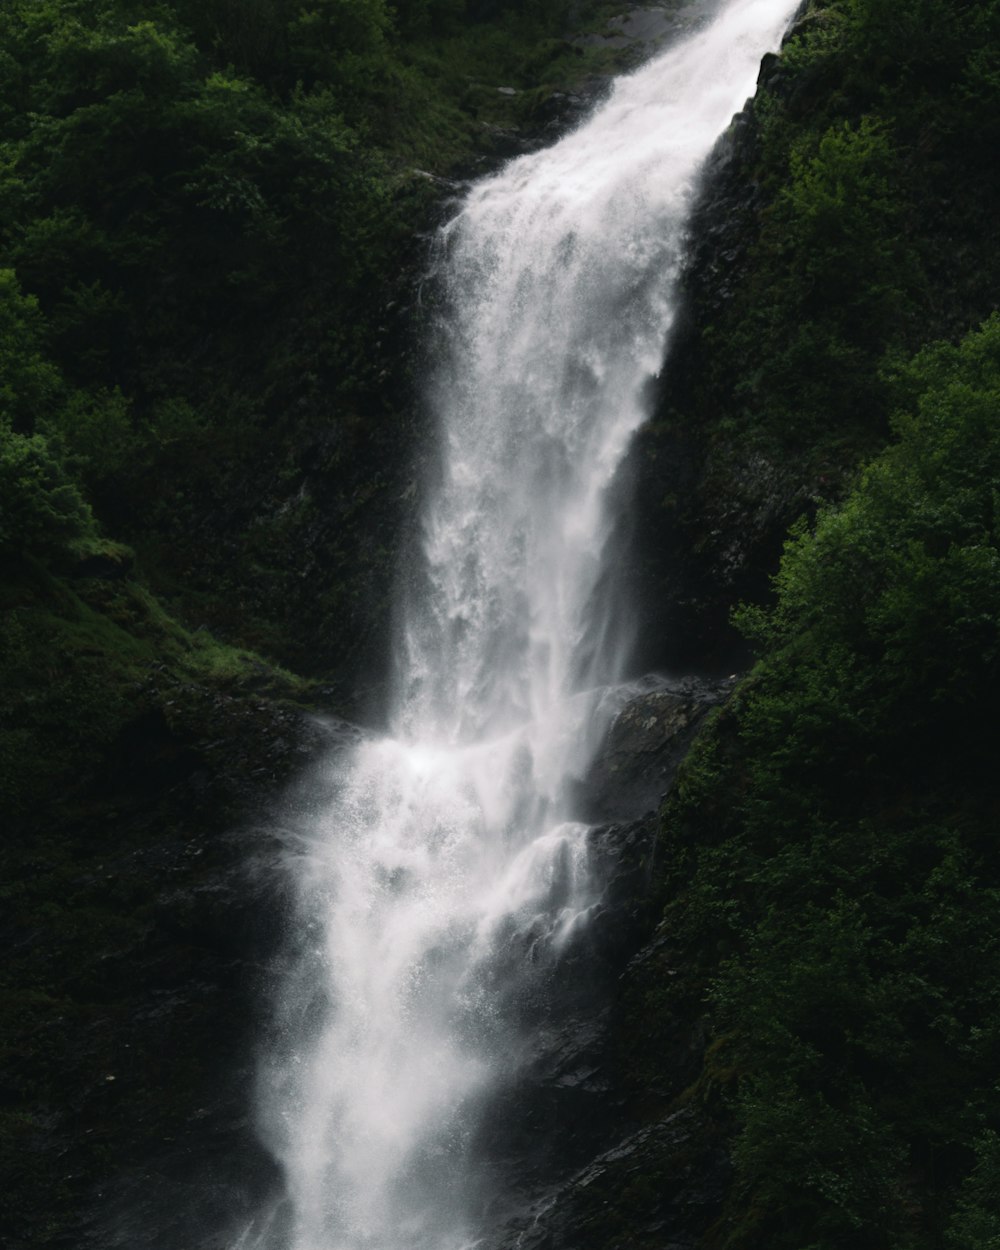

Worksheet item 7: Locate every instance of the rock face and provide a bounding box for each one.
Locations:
[573,2,713,50]
[578,674,734,822]
[628,5,814,676]
[473,676,734,1250]
[0,680,346,1250]
[48,673,728,1250]
[73,713,370,1250]
[498,1109,732,1250]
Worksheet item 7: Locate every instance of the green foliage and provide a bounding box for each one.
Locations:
[712,106,914,457]
[760,314,1000,689]
[661,317,1000,1248]
[946,1133,1000,1250]
[0,425,94,557]
[0,556,312,1247]
[0,270,61,430]
[0,557,305,820]
[0,0,618,675]
[780,118,902,312]
[644,0,1000,632]
[41,387,136,488]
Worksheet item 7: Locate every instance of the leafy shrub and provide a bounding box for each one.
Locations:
[664,316,1000,1249]
[0,425,94,558]
[0,269,61,431]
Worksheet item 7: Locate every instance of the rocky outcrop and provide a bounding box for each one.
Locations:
[573,1,723,52]
[497,1108,731,1250]
[78,711,374,1250]
[578,674,734,822]
[628,4,815,676]
[477,677,735,1249]
[0,662,349,1250]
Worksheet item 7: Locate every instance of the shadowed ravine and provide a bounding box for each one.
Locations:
[236,3,801,1246]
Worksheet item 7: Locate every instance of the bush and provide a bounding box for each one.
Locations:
[664,316,1000,1249]
[0,425,94,559]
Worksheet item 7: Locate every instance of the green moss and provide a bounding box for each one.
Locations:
[0,550,310,822]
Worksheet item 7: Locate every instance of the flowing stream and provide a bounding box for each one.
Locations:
[244,2,800,1246]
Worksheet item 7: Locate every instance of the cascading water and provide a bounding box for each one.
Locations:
[242,2,800,1247]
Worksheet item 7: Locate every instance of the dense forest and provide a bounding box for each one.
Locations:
[2,0,1000,1246]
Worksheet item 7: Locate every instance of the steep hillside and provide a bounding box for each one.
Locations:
[636,0,1000,669]
[4,0,1000,1246]
[621,1,1000,1244]
[0,0,650,1243]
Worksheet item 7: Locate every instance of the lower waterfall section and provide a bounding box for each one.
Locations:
[240,2,802,1247]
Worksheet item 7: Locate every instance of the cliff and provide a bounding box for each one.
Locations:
[3,1,1000,1246]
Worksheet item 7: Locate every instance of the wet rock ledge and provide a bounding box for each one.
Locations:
[480,673,736,1250]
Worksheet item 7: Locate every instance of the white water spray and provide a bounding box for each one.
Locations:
[247,3,800,1247]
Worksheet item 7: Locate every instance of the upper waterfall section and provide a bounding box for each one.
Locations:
[395,0,804,754]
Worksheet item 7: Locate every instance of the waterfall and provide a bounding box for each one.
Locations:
[242,2,800,1246]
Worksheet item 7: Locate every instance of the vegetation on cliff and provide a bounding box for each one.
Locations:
[0,0,631,687]
[636,1,1000,1244]
[0,0,632,1243]
[4,0,1000,1245]
[656,318,1000,1247]
[638,0,1000,665]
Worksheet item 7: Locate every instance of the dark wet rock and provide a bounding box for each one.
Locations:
[475,820,660,1215]
[527,78,615,144]
[628,109,800,671]
[493,1107,732,1250]
[479,959,729,1249]
[307,712,371,755]
[462,1,730,173]
[620,0,816,678]
[470,664,740,1247]
[70,702,383,1250]
[480,1003,622,1185]
[477,793,722,1243]
[0,668,358,1250]
[578,674,734,822]
[572,2,717,52]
